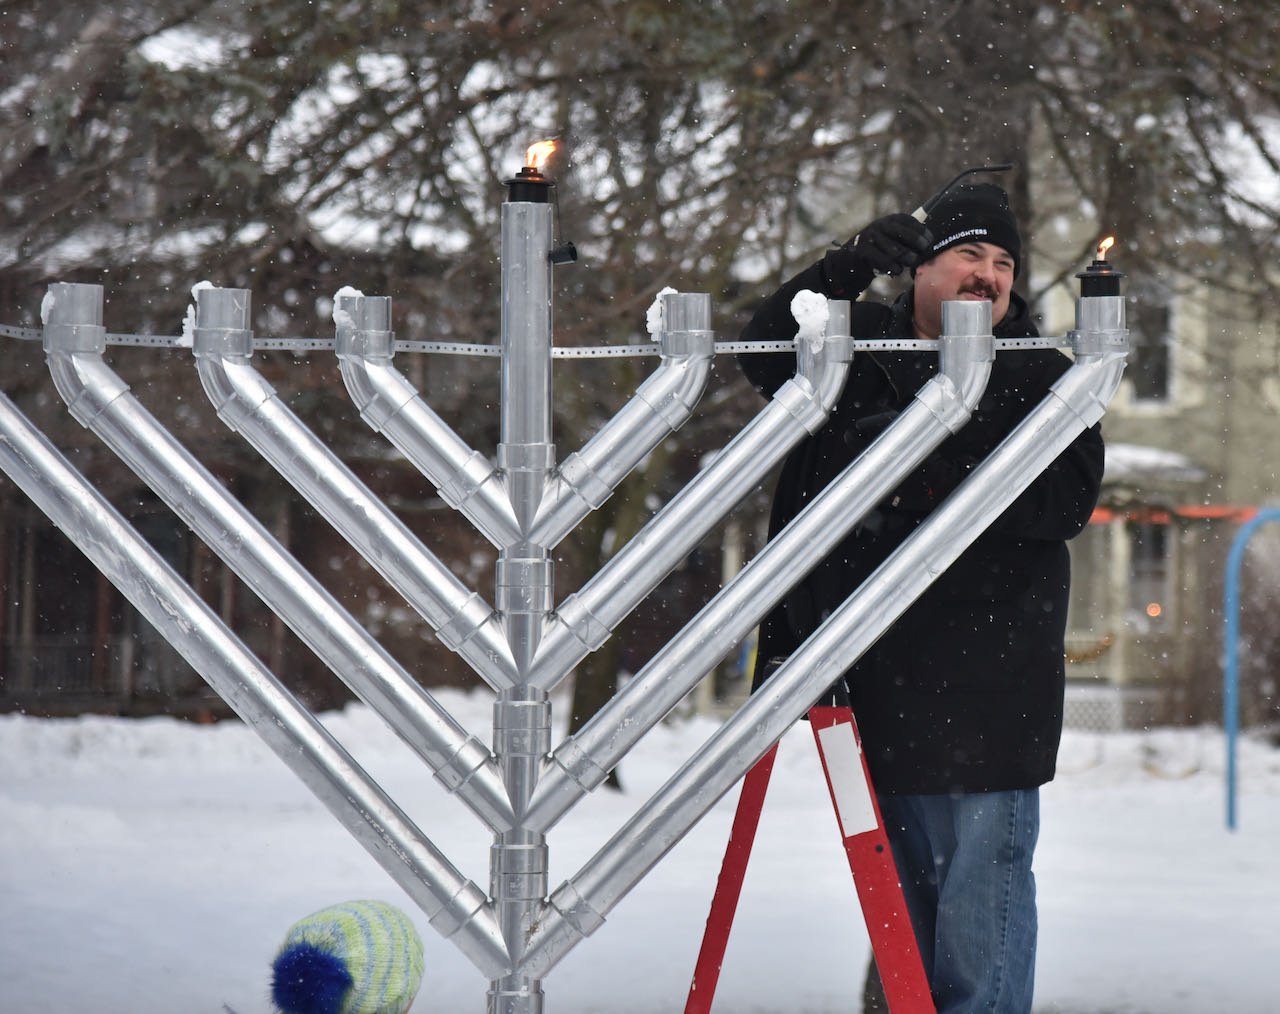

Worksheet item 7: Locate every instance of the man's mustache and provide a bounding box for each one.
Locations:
[959,280,999,299]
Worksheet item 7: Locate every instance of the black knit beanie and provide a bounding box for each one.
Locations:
[923,182,1022,277]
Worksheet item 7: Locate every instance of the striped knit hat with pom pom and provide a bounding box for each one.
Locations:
[271,900,425,1014]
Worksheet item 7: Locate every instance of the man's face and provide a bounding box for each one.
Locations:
[911,241,1016,339]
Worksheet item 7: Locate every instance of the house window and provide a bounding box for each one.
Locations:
[1127,292,1173,403]
[1128,520,1170,627]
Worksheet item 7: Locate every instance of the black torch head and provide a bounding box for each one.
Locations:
[1076,236,1124,297]
[505,140,558,203]
[504,165,552,203]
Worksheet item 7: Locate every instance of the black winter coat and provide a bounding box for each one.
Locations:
[738,260,1104,795]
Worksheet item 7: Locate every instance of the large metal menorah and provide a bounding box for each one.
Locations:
[0,169,1128,1011]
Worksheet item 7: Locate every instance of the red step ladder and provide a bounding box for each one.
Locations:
[685,705,935,1014]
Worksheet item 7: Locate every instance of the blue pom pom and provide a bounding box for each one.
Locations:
[271,941,355,1014]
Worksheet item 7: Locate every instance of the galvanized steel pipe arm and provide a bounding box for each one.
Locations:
[524,302,994,833]
[0,390,510,979]
[190,287,517,691]
[334,293,520,547]
[41,284,516,834]
[526,292,715,548]
[525,301,855,692]
[518,300,1127,979]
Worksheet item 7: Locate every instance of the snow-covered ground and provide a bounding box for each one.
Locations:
[3,689,1278,1013]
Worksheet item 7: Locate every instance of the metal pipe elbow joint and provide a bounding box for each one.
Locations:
[773,299,853,434]
[557,294,715,482]
[333,292,518,545]
[187,288,269,429]
[526,292,714,547]
[1063,293,1130,426]
[643,291,715,425]
[426,881,511,980]
[917,299,996,433]
[333,292,412,428]
[517,883,607,981]
[41,283,131,427]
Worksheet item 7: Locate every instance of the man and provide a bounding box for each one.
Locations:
[738,183,1104,1013]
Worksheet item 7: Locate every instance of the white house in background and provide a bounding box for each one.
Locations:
[1044,267,1280,730]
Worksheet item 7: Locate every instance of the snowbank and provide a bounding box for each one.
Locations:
[2,692,1278,1013]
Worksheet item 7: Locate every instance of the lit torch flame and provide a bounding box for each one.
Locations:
[1097,235,1115,261]
[525,139,559,173]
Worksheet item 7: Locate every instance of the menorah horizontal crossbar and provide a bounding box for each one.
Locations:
[1,179,1126,1011]
[1,318,1060,357]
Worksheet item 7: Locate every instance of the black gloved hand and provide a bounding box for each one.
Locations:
[823,213,934,296]
[846,213,935,276]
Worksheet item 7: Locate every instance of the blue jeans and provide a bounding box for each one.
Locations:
[876,789,1040,1014]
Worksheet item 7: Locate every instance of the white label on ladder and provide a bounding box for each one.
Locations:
[816,721,879,839]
